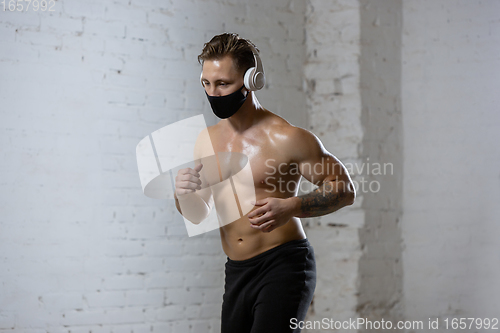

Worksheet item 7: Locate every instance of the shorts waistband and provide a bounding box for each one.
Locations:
[226,238,310,267]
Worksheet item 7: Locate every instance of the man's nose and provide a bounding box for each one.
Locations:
[206,86,220,97]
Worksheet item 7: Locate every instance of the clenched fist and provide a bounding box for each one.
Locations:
[175,163,203,197]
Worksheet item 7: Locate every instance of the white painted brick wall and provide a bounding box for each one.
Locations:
[303,1,364,332]
[8,1,497,332]
[357,0,404,330]
[0,0,306,332]
[401,0,500,327]
[304,2,500,333]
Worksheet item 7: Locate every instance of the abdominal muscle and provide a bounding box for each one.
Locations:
[219,190,306,261]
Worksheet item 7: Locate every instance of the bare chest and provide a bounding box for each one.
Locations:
[204,133,300,194]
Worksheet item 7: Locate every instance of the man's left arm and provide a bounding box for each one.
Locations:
[291,128,355,217]
[248,127,355,231]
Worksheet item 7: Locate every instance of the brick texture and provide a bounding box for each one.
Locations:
[0,0,306,331]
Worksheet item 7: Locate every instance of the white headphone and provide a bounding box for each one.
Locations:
[243,45,266,91]
[200,44,266,91]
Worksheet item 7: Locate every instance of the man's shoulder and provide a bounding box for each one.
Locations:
[264,112,316,144]
[201,122,225,137]
[193,125,217,159]
[261,110,298,134]
[261,112,322,159]
[195,123,220,140]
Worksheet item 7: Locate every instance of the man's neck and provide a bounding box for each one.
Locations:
[226,92,263,133]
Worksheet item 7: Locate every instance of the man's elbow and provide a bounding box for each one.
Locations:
[342,182,356,206]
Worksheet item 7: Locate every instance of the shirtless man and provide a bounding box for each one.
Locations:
[174,33,355,333]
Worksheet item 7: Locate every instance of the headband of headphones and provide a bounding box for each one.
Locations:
[200,43,266,91]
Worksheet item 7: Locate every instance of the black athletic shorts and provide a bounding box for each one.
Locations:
[221,238,316,333]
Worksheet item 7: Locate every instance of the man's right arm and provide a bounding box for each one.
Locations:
[174,163,213,224]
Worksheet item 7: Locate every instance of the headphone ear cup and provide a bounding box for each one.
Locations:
[253,71,265,90]
[244,67,256,91]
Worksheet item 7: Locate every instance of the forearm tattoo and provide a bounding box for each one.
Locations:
[296,180,344,218]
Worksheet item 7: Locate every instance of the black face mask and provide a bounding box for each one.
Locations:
[205,85,247,119]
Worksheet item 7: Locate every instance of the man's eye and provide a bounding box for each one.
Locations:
[220,82,227,86]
